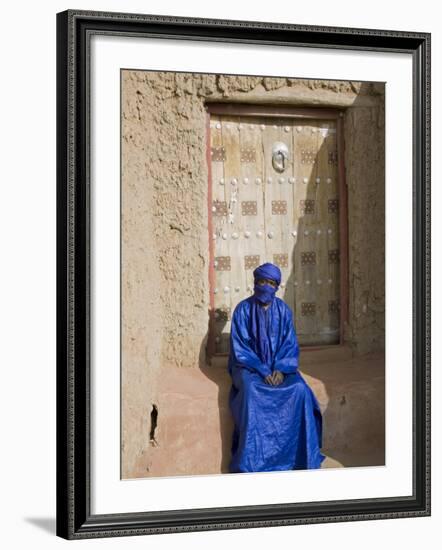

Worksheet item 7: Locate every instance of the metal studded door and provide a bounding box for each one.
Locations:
[207,107,346,355]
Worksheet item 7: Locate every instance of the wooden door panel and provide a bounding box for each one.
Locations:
[209,114,341,353]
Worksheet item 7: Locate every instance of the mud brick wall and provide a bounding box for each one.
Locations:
[121,71,385,478]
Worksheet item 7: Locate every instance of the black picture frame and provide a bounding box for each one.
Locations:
[56,9,431,540]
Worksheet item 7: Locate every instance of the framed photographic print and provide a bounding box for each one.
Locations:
[56,9,431,539]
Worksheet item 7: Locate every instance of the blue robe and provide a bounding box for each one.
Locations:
[227,295,326,473]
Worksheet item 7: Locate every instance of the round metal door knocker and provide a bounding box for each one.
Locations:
[272,142,289,173]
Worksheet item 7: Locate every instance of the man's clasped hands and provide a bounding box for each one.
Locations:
[264,369,284,386]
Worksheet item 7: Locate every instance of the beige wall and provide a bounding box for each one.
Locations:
[121,71,385,478]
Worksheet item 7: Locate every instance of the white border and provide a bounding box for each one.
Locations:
[90,35,413,514]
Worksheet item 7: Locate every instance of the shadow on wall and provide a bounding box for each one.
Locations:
[199,82,385,473]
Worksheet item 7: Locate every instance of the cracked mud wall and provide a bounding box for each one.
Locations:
[121,70,385,478]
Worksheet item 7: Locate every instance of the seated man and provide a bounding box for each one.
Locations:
[227,262,326,473]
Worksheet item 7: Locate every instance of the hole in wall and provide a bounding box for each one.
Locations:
[149,404,159,446]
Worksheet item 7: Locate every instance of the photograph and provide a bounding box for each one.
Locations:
[55,8,430,539]
[1,0,438,547]
[120,70,386,479]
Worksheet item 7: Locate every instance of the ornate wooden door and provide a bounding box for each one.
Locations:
[208,111,345,354]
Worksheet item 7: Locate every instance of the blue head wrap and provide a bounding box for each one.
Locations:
[252,263,281,304]
[253,262,282,286]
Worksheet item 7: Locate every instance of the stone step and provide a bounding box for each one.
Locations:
[126,354,384,478]
[321,455,344,468]
[209,344,354,369]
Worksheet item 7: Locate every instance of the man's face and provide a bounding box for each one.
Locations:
[256,277,278,288]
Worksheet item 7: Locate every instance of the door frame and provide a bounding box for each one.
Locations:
[205,102,349,356]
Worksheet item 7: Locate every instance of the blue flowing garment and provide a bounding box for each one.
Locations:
[228,295,326,473]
